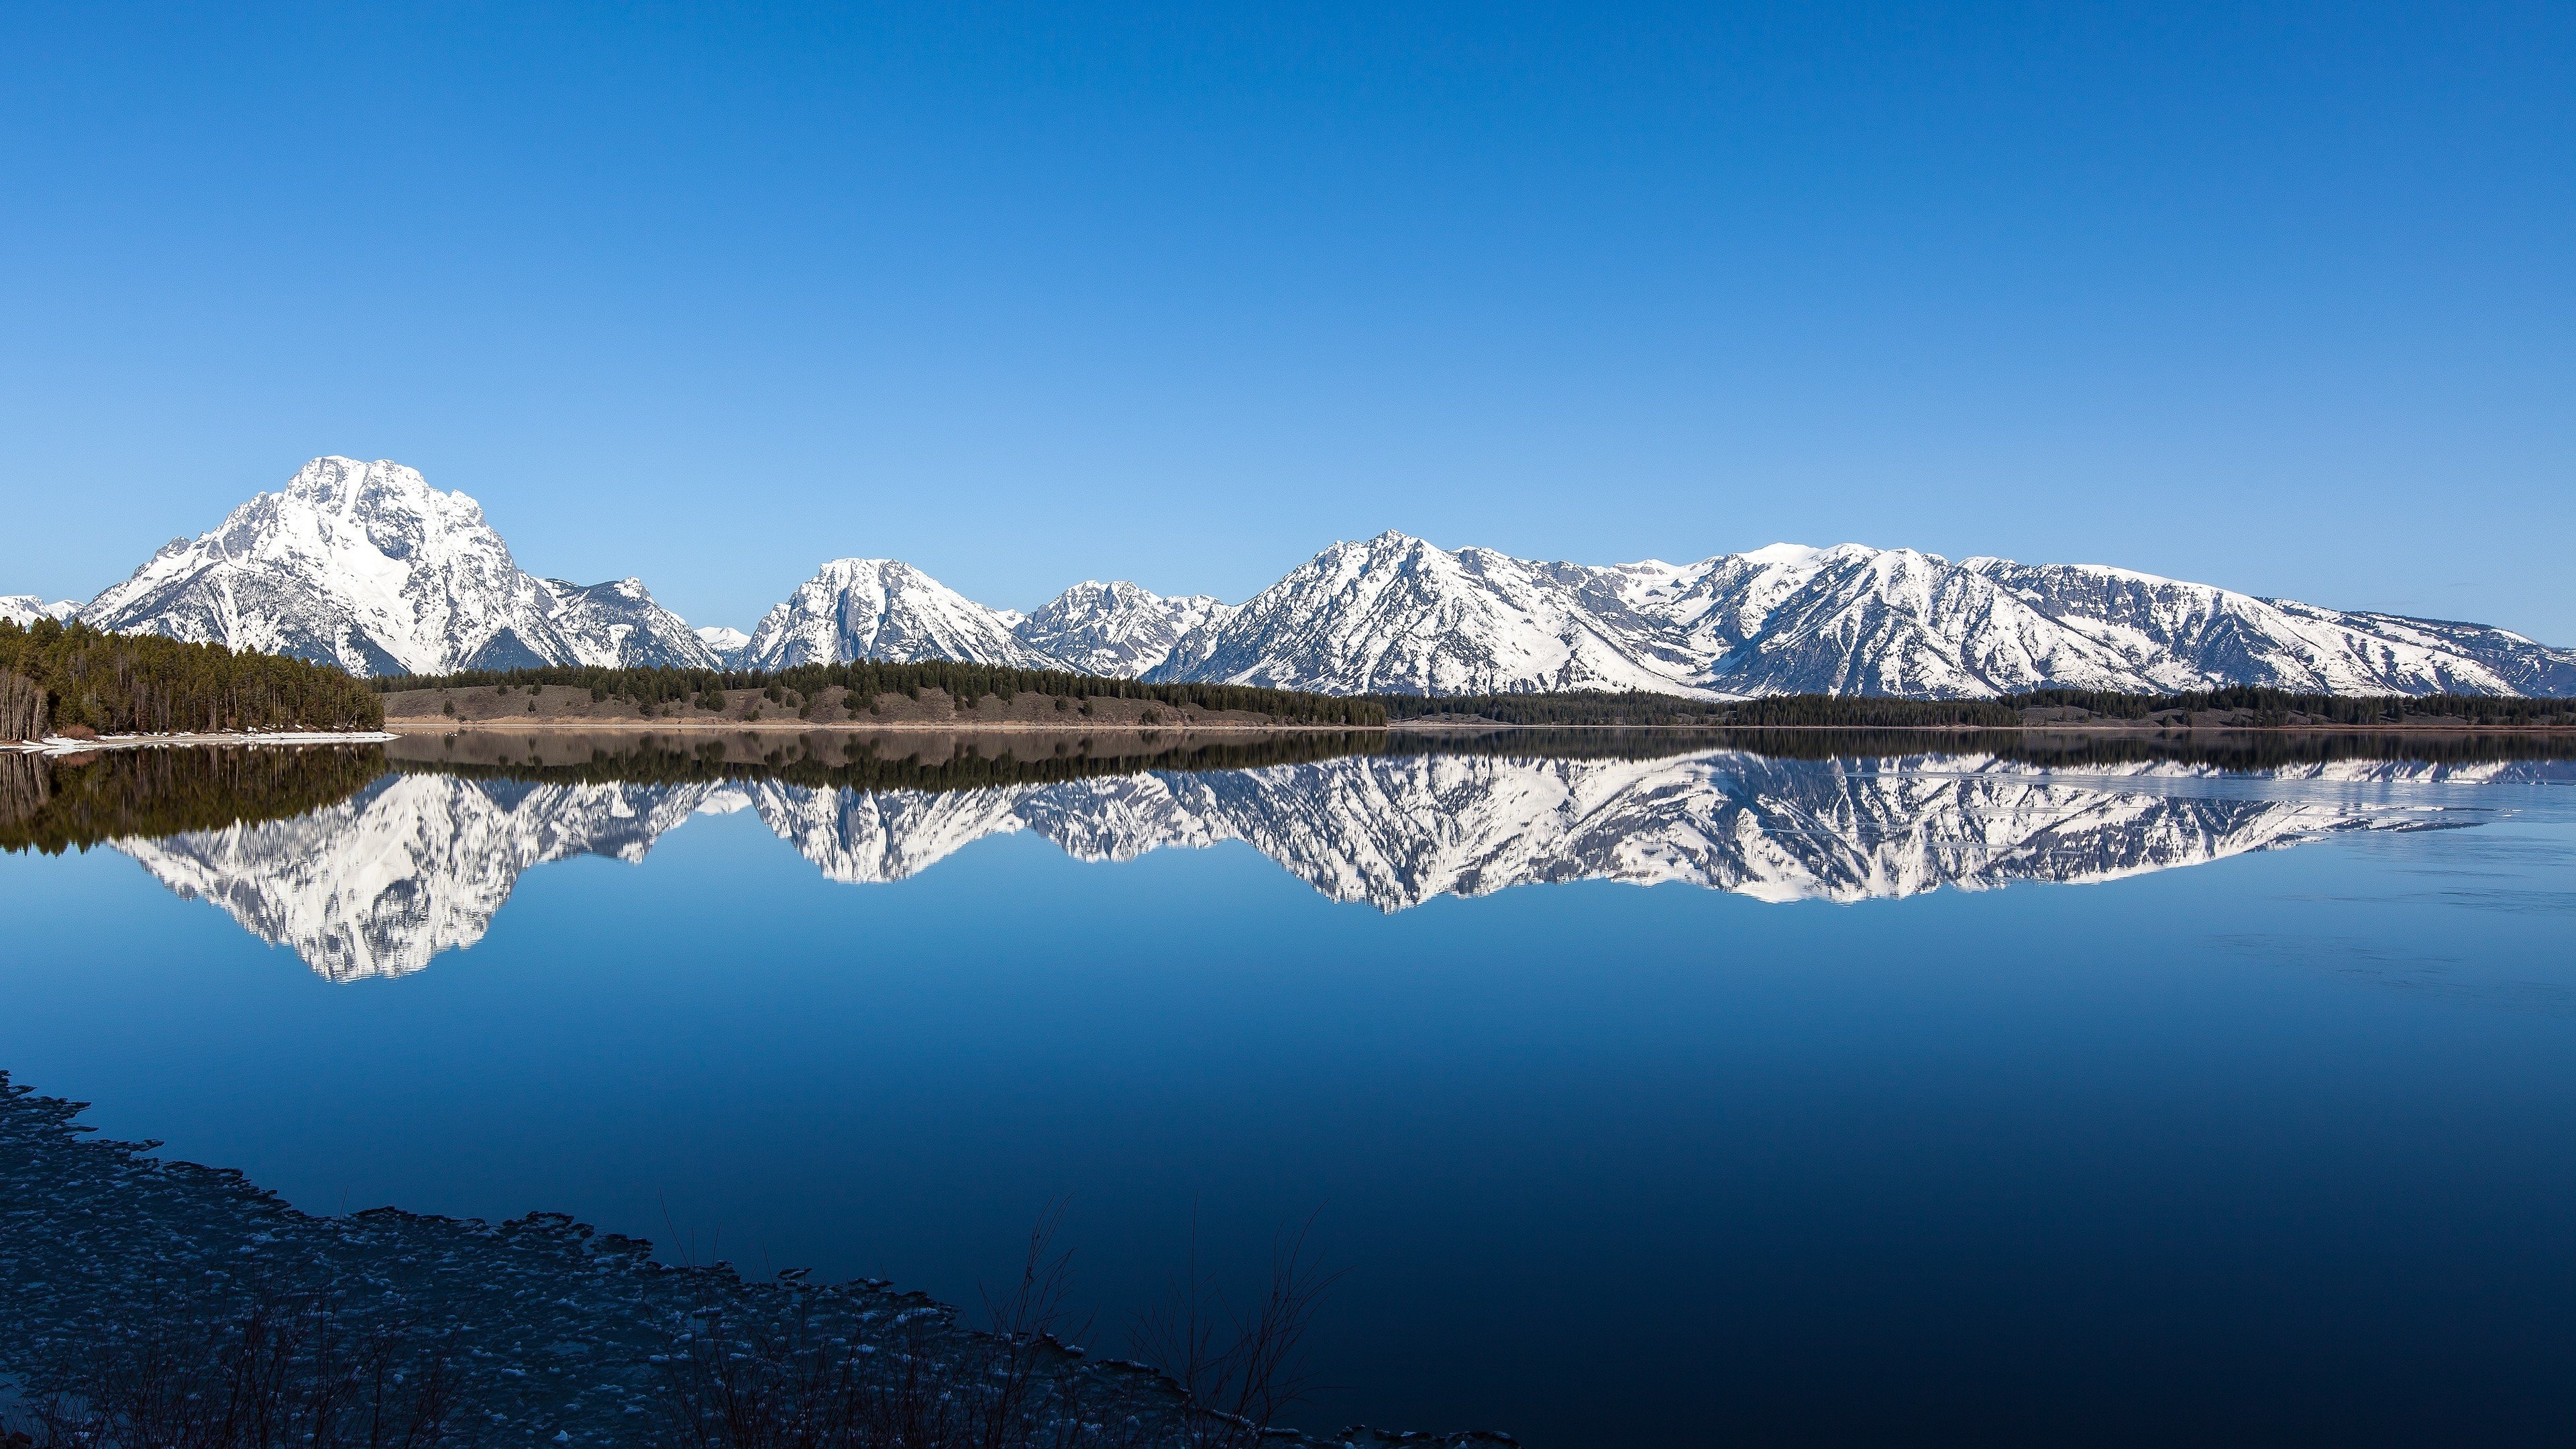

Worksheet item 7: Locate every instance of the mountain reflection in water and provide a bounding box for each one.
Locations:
[10,728,2567,981]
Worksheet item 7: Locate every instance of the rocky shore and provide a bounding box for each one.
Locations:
[0,1072,1515,1449]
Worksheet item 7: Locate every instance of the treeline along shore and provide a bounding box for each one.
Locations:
[0,743,386,854]
[0,618,384,742]
[9,620,2573,743]
[377,660,2576,733]
[375,659,1391,727]
[1380,685,2576,729]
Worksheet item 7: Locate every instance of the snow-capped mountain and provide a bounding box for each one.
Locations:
[529,576,723,670]
[78,458,720,676]
[741,558,1062,671]
[110,748,2526,977]
[1146,533,2576,698]
[1951,555,2576,698]
[695,625,753,667]
[1145,531,1707,696]
[50,458,2575,696]
[1011,580,1235,677]
[0,596,80,629]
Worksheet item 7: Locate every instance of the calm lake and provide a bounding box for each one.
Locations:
[6,728,2575,1446]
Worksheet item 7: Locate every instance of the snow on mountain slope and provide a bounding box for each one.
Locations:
[1146,531,1714,696]
[741,558,1063,670]
[1012,580,1234,676]
[695,626,752,667]
[0,596,80,629]
[1947,557,2576,696]
[1149,533,2576,698]
[533,577,724,669]
[77,458,719,677]
[48,459,2574,697]
[1648,544,2182,696]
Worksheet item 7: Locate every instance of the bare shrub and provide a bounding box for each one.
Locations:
[1128,1211,1345,1448]
[651,1300,1146,1449]
[978,1199,1093,1449]
[11,1292,455,1448]
[649,1206,1346,1449]
[652,1206,1145,1449]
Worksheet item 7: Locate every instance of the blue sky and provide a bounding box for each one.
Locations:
[3,2,2569,639]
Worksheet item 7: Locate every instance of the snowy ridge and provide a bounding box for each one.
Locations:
[529,576,722,670]
[1144,533,1705,696]
[0,596,80,629]
[77,458,720,677]
[695,625,753,667]
[741,558,1061,671]
[111,753,2514,977]
[52,457,2575,696]
[1146,534,2576,699]
[1012,580,1235,677]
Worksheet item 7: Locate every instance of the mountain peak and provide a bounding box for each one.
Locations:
[78,458,716,676]
[744,556,1057,671]
[1139,531,2576,699]
[1735,542,1823,567]
[50,475,2576,700]
[278,455,474,521]
[0,595,82,629]
[1016,578,1234,677]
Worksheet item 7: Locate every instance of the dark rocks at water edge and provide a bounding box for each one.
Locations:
[0,1071,1517,1448]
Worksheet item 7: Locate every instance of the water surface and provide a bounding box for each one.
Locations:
[5,729,2574,1445]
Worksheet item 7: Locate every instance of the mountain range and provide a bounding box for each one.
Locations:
[115,750,2522,980]
[23,456,2576,698]
[0,596,79,630]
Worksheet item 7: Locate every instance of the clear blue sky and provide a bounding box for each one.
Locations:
[3,2,2569,639]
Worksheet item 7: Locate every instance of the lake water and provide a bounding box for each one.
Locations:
[5,729,2575,1446]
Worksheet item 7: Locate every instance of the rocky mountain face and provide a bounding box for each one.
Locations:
[1144,534,2576,698]
[52,458,2576,696]
[76,458,718,676]
[526,576,723,670]
[1142,531,1708,696]
[1010,580,1235,677]
[0,596,80,629]
[740,558,1062,672]
[113,750,2517,978]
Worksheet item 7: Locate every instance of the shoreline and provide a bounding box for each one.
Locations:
[3,719,2571,750]
[0,1070,1508,1449]
[392,718,1386,733]
[1,729,398,755]
[390,718,2576,735]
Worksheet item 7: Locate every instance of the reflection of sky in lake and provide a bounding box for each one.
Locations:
[5,747,2575,1446]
